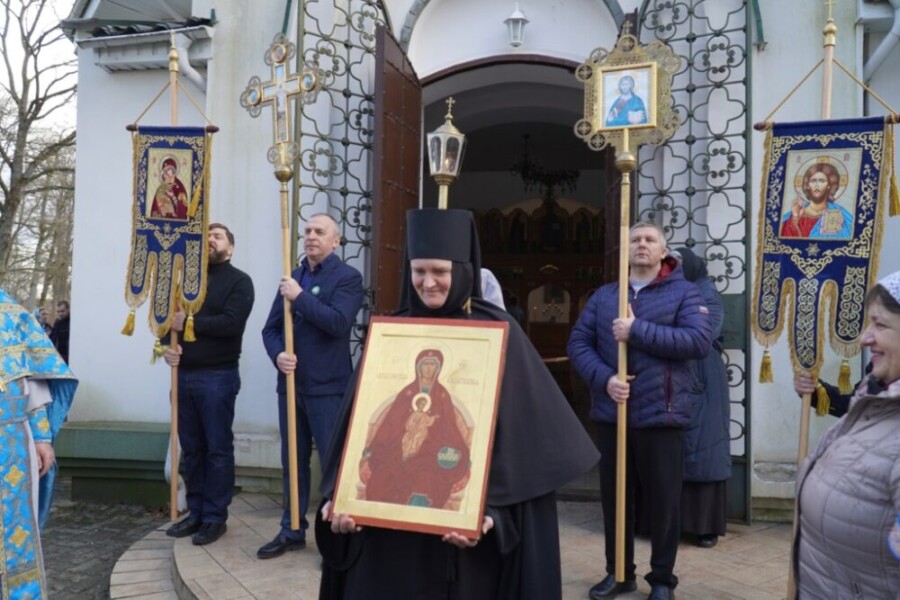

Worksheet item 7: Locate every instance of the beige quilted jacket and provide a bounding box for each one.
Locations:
[793,378,900,599]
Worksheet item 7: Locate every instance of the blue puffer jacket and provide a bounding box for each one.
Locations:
[568,257,712,428]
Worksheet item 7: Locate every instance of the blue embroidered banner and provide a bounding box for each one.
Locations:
[751,117,895,374]
[123,126,212,341]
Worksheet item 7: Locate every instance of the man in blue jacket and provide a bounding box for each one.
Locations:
[568,221,712,600]
[259,213,364,559]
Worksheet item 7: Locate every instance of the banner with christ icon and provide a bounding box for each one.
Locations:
[751,116,898,380]
[122,125,213,344]
[332,317,508,538]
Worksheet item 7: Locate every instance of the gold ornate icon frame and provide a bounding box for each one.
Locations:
[332,316,509,538]
[574,32,682,152]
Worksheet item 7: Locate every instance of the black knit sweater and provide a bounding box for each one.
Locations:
[179,260,255,369]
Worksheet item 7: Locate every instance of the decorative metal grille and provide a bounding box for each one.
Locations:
[638,0,750,519]
[294,0,390,358]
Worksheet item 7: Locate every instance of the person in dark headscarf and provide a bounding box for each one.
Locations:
[316,208,599,600]
[671,247,731,548]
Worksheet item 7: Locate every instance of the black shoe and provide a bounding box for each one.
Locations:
[166,517,201,538]
[648,585,674,600]
[697,534,718,548]
[588,574,637,599]
[256,533,306,559]
[192,522,227,546]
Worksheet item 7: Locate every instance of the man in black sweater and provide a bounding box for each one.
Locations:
[163,223,255,546]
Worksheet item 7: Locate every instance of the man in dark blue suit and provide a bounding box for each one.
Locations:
[258,213,364,559]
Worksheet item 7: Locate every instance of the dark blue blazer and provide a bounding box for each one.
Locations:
[262,253,364,396]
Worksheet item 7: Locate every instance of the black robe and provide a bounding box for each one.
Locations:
[316,298,600,600]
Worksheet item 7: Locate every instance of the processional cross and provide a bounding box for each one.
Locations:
[240,33,322,530]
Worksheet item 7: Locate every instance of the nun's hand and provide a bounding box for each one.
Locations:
[442,515,494,549]
[322,501,362,534]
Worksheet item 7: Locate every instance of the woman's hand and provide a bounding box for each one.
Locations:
[442,515,494,549]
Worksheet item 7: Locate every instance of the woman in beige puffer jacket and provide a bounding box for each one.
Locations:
[793,279,900,599]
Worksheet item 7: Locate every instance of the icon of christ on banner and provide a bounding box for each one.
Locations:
[779,150,860,240]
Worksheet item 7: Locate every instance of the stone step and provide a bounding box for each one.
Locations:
[108,525,178,599]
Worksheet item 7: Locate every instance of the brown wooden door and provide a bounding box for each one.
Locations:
[371,26,422,315]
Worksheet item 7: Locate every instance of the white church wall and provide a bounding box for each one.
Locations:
[865,30,900,279]
[748,0,862,500]
[406,0,618,78]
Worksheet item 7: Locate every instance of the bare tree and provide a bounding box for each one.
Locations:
[0,0,77,295]
[3,141,73,305]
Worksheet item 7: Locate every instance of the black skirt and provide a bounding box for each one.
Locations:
[680,480,727,536]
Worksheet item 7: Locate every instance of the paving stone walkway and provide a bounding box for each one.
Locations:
[41,478,168,599]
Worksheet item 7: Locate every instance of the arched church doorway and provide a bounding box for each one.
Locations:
[420,60,619,447]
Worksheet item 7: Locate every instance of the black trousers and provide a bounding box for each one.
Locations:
[596,422,683,588]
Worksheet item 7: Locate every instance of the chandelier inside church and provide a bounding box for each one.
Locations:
[509,134,579,197]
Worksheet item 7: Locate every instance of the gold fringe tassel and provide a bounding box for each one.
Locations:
[890,126,900,216]
[837,359,853,394]
[184,313,196,342]
[150,338,168,364]
[759,349,774,383]
[815,383,831,417]
[121,309,136,336]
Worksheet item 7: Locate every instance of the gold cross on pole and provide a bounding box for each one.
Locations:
[621,19,633,37]
[239,32,322,531]
[240,33,320,171]
[824,0,835,21]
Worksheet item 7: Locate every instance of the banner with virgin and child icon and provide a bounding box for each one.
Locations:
[121,126,213,344]
[752,116,898,379]
[332,317,509,538]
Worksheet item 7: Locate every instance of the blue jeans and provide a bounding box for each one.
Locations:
[278,391,342,540]
[178,367,240,524]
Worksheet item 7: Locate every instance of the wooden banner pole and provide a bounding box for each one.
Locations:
[168,33,181,523]
[278,171,301,530]
[791,1,836,589]
[614,127,635,583]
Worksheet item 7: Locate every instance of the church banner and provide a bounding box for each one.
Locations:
[122,126,212,344]
[751,117,896,377]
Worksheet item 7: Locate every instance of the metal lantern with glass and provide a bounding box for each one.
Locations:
[427,97,466,209]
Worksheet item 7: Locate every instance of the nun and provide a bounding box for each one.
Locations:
[316,208,599,600]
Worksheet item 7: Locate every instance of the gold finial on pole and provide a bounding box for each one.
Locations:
[821,0,837,119]
[169,32,179,129]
